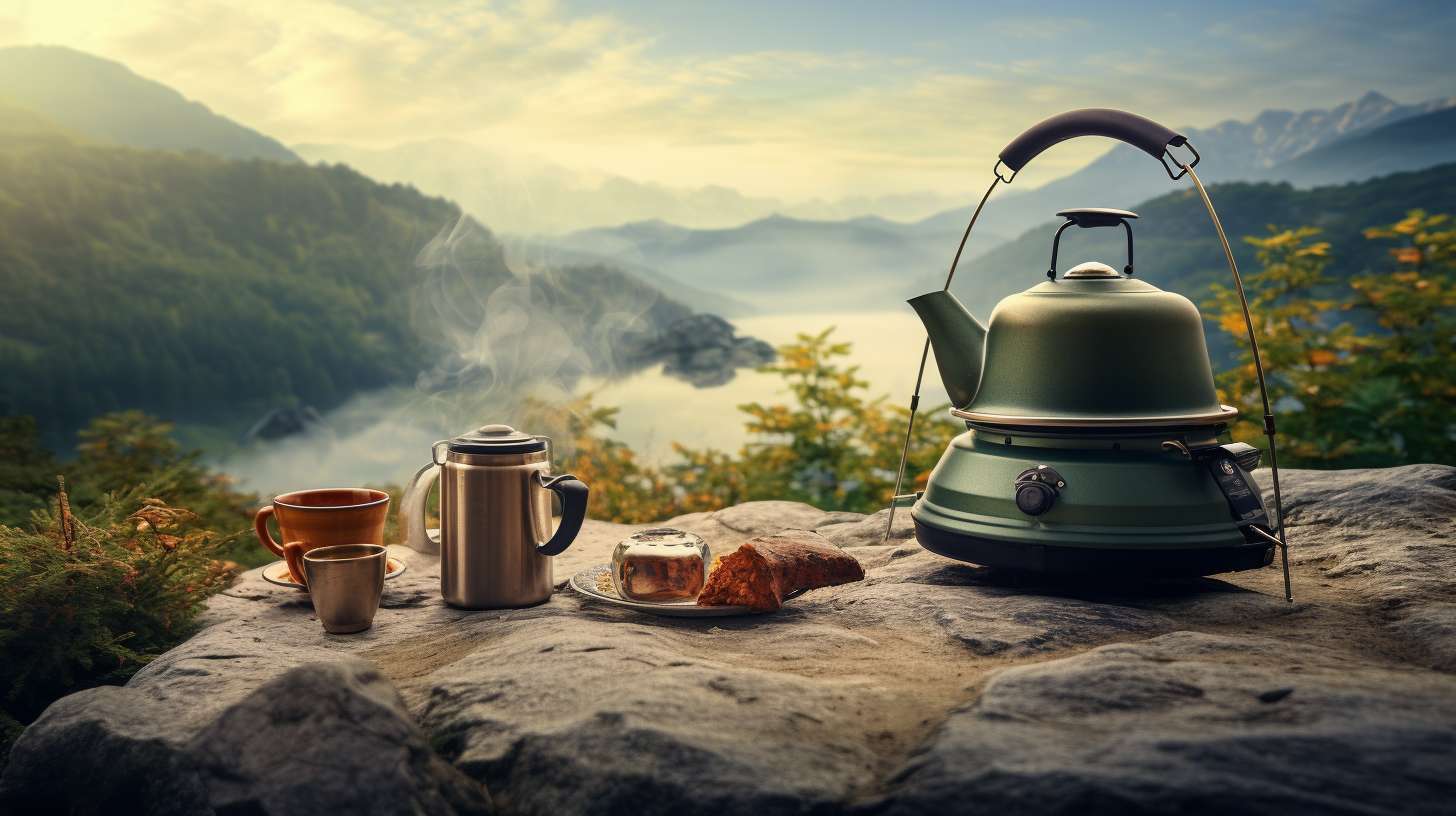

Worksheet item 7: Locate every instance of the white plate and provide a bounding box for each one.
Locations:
[260,556,408,590]
[568,563,801,618]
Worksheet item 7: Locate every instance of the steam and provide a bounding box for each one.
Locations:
[221,214,660,495]
[408,215,587,417]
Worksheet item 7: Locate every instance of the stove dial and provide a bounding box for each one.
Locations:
[1014,466,1065,516]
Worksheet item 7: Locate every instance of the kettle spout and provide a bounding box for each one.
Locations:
[908,291,986,408]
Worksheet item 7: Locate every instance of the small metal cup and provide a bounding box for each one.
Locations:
[302,544,387,634]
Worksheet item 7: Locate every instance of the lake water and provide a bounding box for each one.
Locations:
[582,310,949,462]
[222,309,948,494]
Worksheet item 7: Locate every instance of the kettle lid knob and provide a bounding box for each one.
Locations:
[479,423,517,436]
[1063,261,1121,279]
[447,423,546,455]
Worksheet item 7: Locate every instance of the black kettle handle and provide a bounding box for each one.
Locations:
[535,472,588,556]
[998,108,1192,178]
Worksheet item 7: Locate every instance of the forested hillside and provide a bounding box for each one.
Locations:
[0,116,702,445]
[0,45,300,162]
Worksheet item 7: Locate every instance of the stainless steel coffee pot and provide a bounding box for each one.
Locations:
[402,424,588,609]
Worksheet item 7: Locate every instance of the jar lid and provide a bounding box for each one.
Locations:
[447,424,546,455]
[619,528,706,549]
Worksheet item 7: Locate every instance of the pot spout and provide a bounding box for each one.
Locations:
[908,290,986,408]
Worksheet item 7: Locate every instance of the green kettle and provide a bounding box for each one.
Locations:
[909,208,1232,427]
[887,109,1293,600]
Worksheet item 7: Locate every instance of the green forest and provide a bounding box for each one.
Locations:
[0,113,461,439]
[0,113,696,450]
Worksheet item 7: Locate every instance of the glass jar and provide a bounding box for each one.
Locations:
[611,528,711,602]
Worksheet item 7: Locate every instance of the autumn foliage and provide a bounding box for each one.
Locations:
[1207,210,1455,465]
[528,328,962,523]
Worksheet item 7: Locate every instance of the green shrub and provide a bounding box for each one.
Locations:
[0,410,263,568]
[0,479,237,767]
[0,416,57,524]
[532,328,964,521]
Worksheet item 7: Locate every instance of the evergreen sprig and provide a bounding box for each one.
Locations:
[0,479,237,764]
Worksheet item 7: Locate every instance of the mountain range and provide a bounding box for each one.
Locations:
[925,91,1456,246]
[557,159,1456,324]
[298,89,1456,246]
[1272,106,1456,188]
[4,47,1450,304]
[555,91,1456,316]
[0,69,756,444]
[0,46,299,163]
[296,140,967,235]
[554,214,981,315]
[2,43,1453,441]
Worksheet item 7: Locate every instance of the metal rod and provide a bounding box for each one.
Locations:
[1246,524,1283,547]
[882,345,927,541]
[1183,164,1293,603]
[884,175,1002,543]
[941,177,1002,293]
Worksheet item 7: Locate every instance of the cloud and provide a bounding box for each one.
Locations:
[9,0,1455,201]
[6,0,1113,196]
[0,8,26,45]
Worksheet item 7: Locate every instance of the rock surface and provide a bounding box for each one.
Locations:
[1,659,490,815]
[4,465,1455,815]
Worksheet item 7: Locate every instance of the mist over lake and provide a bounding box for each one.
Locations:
[220,309,950,494]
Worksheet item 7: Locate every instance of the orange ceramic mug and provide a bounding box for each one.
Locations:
[253,488,390,583]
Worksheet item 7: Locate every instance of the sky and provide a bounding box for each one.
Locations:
[2,0,1454,199]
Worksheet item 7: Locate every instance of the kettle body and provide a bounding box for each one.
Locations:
[909,208,1227,426]
[403,424,588,609]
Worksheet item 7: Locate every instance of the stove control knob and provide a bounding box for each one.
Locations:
[1014,466,1064,516]
[1015,481,1056,515]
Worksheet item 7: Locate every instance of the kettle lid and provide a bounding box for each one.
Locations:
[448,423,546,455]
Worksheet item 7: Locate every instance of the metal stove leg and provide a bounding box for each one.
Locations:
[1182,164,1293,602]
[885,176,1002,544]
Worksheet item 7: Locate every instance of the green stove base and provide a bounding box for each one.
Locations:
[914,519,1274,577]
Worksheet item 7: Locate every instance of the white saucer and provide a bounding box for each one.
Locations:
[568,563,802,618]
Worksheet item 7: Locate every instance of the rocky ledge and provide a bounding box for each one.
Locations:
[3,465,1454,815]
[625,313,776,387]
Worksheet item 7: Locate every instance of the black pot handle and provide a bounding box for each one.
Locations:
[535,472,589,556]
[998,108,1190,177]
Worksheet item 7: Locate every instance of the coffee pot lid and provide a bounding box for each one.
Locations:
[447,424,546,455]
